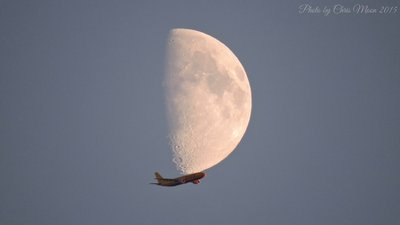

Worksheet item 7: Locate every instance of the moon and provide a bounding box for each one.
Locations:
[164,28,252,174]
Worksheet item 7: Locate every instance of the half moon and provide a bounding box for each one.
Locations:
[164,28,252,174]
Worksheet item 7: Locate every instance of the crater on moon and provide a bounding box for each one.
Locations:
[164,28,252,174]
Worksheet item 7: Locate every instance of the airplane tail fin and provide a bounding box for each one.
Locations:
[150,172,164,185]
[154,172,164,181]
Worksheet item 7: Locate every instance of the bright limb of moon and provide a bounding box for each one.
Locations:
[164,28,252,174]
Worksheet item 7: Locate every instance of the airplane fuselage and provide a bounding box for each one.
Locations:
[151,172,206,187]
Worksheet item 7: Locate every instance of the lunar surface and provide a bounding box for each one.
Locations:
[164,28,252,174]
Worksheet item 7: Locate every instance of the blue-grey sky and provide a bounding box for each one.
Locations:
[1,1,399,225]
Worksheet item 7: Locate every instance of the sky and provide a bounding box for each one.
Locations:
[1,1,399,225]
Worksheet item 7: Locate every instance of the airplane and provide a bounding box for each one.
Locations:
[150,171,206,187]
